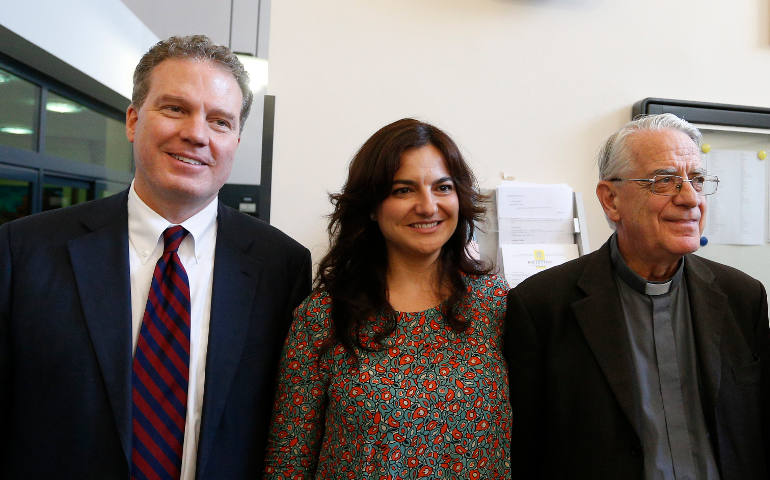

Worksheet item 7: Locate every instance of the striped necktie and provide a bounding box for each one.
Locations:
[131,225,191,480]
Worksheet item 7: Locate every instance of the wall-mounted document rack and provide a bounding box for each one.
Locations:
[477,185,589,287]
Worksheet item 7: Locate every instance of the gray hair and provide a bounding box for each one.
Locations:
[131,35,253,132]
[597,113,702,181]
[597,113,702,229]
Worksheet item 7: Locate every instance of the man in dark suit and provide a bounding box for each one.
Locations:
[0,35,311,479]
[506,113,770,480]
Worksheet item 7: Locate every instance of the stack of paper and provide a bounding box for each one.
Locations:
[703,149,768,245]
[496,182,579,287]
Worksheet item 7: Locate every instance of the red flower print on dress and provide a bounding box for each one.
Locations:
[264,275,511,479]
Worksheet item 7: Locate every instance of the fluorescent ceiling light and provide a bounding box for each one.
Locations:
[235,53,268,92]
[0,72,13,84]
[47,101,84,114]
[0,126,34,135]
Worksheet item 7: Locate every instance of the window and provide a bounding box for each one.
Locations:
[0,56,132,225]
[45,91,132,173]
[0,68,39,152]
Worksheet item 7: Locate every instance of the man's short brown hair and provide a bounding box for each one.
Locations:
[131,34,253,132]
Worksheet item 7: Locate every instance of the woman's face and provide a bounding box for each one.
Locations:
[375,144,459,264]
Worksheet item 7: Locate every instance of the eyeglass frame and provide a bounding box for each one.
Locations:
[608,174,719,196]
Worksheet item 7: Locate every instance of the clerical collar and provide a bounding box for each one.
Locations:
[609,234,684,296]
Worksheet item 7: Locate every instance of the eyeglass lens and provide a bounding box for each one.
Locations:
[652,175,717,195]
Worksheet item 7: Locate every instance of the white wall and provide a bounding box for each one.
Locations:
[268,0,770,263]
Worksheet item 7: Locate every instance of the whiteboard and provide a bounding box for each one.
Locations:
[695,126,770,303]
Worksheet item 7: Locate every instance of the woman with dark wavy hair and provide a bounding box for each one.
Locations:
[265,118,511,479]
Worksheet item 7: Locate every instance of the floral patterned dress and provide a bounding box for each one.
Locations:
[264,274,511,479]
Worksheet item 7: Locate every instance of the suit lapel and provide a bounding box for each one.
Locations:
[572,241,639,426]
[684,255,725,414]
[67,192,133,463]
[571,248,732,431]
[196,206,261,477]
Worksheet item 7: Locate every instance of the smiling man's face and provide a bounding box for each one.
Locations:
[126,57,242,222]
[601,128,706,279]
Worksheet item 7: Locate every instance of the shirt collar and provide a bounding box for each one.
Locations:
[610,233,684,296]
[127,181,218,264]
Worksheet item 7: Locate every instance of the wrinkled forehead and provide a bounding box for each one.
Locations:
[627,129,702,175]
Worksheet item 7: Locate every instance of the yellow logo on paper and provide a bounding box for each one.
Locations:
[533,249,546,269]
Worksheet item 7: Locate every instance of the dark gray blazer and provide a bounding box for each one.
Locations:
[506,240,770,480]
[0,190,312,479]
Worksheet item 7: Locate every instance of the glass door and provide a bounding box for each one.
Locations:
[42,174,93,211]
[0,164,37,225]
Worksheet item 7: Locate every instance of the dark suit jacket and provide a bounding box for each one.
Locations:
[0,191,312,479]
[505,239,770,480]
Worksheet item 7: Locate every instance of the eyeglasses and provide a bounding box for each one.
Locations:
[609,174,719,196]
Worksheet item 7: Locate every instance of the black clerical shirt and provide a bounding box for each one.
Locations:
[610,236,720,480]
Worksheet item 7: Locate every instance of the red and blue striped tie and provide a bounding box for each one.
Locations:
[131,226,191,480]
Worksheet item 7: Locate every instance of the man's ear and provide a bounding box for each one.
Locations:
[126,105,138,143]
[596,181,621,223]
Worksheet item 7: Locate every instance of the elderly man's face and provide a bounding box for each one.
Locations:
[603,129,706,277]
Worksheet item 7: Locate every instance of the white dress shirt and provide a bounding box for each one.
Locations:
[127,183,217,480]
